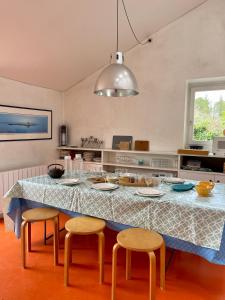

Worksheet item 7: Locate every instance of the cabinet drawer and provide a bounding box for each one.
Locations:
[178,170,214,181]
[214,174,225,183]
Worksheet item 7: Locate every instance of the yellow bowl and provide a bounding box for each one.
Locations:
[199,181,214,187]
[195,184,211,197]
[198,181,214,192]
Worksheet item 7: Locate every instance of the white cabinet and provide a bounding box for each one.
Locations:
[102,149,178,174]
[178,170,215,181]
[57,148,225,181]
[179,170,225,182]
[179,154,225,182]
[214,174,225,183]
[57,147,179,175]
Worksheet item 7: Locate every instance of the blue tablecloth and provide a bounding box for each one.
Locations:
[6,175,225,251]
[7,197,225,265]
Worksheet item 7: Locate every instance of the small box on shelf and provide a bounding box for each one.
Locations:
[177,149,209,156]
[112,136,132,150]
[134,140,149,151]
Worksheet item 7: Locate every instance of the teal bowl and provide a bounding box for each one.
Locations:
[172,183,195,192]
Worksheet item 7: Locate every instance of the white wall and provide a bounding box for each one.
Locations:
[64,0,225,151]
[0,77,63,171]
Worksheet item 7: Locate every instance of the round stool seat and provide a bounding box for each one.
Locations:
[22,207,59,222]
[65,216,106,235]
[117,228,163,252]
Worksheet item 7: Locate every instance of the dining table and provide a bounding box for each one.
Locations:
[3,171,225,265]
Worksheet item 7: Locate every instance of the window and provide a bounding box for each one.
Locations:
[186,78,225,149]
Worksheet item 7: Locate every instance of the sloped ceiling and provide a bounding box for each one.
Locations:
[0,0,207,91]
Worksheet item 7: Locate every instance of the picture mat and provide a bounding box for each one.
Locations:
[0,105,52,141]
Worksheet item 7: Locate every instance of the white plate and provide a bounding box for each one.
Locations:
[136,188,164,197]
[164,177,185,184]
[120,173,136,177]
[58,178,80,186]
[91,183,119,191]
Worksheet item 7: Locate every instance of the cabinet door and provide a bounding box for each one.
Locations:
[214,174,225,183]
[178,170,214,181]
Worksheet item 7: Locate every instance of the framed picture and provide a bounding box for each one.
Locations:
[112,135,133,150]
[0,104,52,141]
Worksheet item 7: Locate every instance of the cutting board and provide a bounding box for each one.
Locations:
[177,149,209,156]
[134,140,149,151]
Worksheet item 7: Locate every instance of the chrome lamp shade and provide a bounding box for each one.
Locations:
[94,0,140,98]
[94,52,139,97]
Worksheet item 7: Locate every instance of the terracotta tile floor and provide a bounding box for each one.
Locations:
[0,214,225,300]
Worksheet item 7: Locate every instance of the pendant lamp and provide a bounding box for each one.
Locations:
[94,0,139,97]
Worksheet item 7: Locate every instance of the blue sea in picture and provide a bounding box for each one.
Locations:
[0,113,48,134]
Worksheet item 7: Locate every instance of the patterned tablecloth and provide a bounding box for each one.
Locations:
[5,174,225,250]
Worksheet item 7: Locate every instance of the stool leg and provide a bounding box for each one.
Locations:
[21,220,27,268]
[44,220,47,245]
[27,222,31,252]
[160,241,166,290]
[53,216,59,266]
[98,231,105,284]
[69,235,73,265]
[148,252,156,300]
[126,249,132,280]
[112,243,120,300]
[64,232,73,287]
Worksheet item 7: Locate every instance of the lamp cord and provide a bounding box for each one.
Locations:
[121,0,150,45]
[116,0,150,54]
[117,0,119,52]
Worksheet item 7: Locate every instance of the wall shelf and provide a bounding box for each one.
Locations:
[57,146,177,156]
[102,162,177,172]
[57,158,102,165]
[57,146,103,152]
[57,146,225,181]
[57,147,179,174]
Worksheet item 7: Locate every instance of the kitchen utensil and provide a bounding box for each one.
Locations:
[91,183,119,191]
[164,177,185,184]
[57,178,80,186]
[195,184,212,197]
[48,164,64,179]
[172,183,195,192]
[136,188,164,197]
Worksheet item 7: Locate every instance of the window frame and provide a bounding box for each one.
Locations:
[185,78,225,149]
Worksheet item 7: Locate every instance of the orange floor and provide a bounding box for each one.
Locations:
[0,214,225,300]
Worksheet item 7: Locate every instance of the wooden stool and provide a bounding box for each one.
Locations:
[64,216,106,286]
[112,228,165,300]
[21,207,59,268]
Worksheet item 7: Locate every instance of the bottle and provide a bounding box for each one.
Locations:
[74,154,83,176]
[59,125,68,146]
[64,155,72,175]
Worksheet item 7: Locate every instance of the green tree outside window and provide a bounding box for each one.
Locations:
[193,91,225,141]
